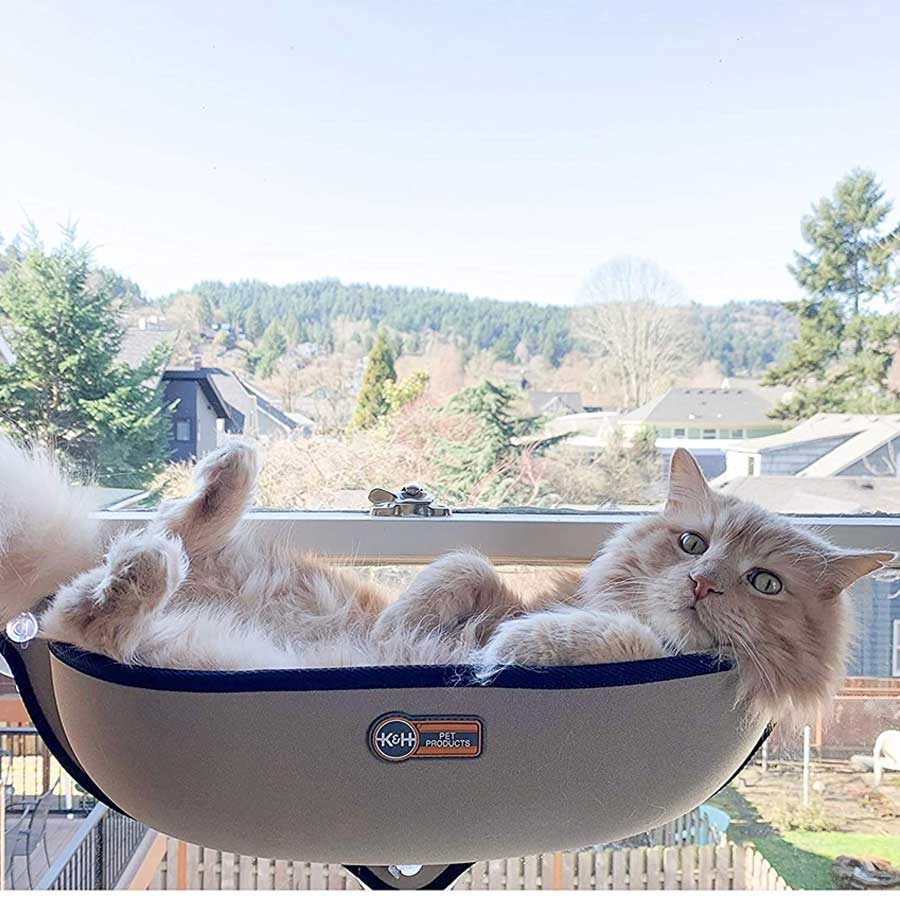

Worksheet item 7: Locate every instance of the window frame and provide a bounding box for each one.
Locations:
[92,510,900,567]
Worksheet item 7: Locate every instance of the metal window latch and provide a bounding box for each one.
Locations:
[368,484,451,517]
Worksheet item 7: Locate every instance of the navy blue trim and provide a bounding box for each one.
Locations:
[709,722,773,800]
[0,637,127,815]
[344,864,473,891]
[50,642,732,693]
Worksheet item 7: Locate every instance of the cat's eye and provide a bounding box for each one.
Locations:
[678,531,708,555]
[748,569,782,595]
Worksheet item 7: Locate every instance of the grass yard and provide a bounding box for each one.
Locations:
[753,832,900,890]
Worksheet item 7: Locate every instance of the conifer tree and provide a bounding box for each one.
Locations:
[430,380,564,505]
[255,321,288,378]
[243,305,264,341]
[348,328,397,431]
[0,229,170,486]
[764,170,900,417]
[197,293,215,330]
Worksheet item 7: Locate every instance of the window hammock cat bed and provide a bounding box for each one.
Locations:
[0,633,767,891]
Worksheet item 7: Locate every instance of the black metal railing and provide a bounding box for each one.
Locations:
[1,726,94,814]
[35,803,148,890]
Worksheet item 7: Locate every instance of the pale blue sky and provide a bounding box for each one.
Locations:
[1,1,898,306]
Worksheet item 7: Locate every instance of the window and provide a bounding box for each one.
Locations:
[175,418,192,443]
[702,429,716,439]
[673,428,686,438]
[748,456,756,476]
[893,620,900,677]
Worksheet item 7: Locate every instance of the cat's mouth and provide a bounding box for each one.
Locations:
[669,599,717,650]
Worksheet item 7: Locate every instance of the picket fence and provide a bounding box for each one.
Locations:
[149,839,789,891]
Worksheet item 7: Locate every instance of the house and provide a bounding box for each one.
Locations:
[161,366,314,462]
[531,410,622,457]
[715,473,900,680]
[528,390,585,417]
[621,387,786,442]
[620,386,790,478]
[720,414,900,480]
[118,321,179,386]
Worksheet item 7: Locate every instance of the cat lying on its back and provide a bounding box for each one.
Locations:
[0,437,890,726]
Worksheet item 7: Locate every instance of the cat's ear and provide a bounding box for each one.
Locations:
[665,448,711,513]
[825,550,895,590]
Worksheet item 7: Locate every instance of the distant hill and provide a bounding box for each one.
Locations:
[168,279,796,375]
[695,300,798,377]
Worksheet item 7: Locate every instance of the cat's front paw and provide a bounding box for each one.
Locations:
[373,550,522,643]
[478,608,665,672]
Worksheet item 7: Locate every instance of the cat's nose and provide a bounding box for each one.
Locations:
[690,573,719,601]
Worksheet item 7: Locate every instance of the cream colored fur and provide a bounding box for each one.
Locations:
[1,439,890,728]
[478,449,892,725]
[0,437,101,623]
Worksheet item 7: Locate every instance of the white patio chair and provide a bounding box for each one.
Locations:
[874,730,900,786]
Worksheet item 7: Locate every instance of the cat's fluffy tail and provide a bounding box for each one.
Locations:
[0,437,100,625]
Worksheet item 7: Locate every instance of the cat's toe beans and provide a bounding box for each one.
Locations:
[196,440,259,487]
[104,532,187,604]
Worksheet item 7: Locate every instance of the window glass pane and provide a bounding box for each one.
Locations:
[1,6,900,520]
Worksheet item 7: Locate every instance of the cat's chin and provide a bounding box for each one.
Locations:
[648,606,714,654]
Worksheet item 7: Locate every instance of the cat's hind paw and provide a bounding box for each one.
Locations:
[193,439,260,496]
[153,439,259,555]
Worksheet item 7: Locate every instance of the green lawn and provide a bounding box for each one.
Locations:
[753,832,900,891]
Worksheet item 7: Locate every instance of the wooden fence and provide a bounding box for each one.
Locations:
[149,840,789,890]
[647,808,720,848]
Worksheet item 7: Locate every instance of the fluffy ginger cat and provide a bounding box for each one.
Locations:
[0,437,891,725]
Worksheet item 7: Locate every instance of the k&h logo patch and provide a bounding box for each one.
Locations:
[369,714,482,762]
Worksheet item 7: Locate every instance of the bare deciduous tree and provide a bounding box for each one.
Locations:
[576,256,700,409]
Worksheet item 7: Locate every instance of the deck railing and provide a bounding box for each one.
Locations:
[34,803,148,890]
[0,725,94,815]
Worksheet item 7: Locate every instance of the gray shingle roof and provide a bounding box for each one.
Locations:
[715,474,900,514]
[117,327,178,372]
[726,413,900,452]
[623,387,777,427]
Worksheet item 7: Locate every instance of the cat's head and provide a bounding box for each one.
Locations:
[591,448,893,724]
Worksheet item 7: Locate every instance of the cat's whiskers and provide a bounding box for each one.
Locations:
[730,631,778,700]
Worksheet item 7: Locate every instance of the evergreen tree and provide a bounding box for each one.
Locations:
[764,170,900,417]
[430,381,563,505]
[348,328,397,431]
[243,304,264,341]
[0,233,23,276]
[255,321,288,378]
[197,293,215,330]
[0,229,170,487]
[282,313,305,347]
